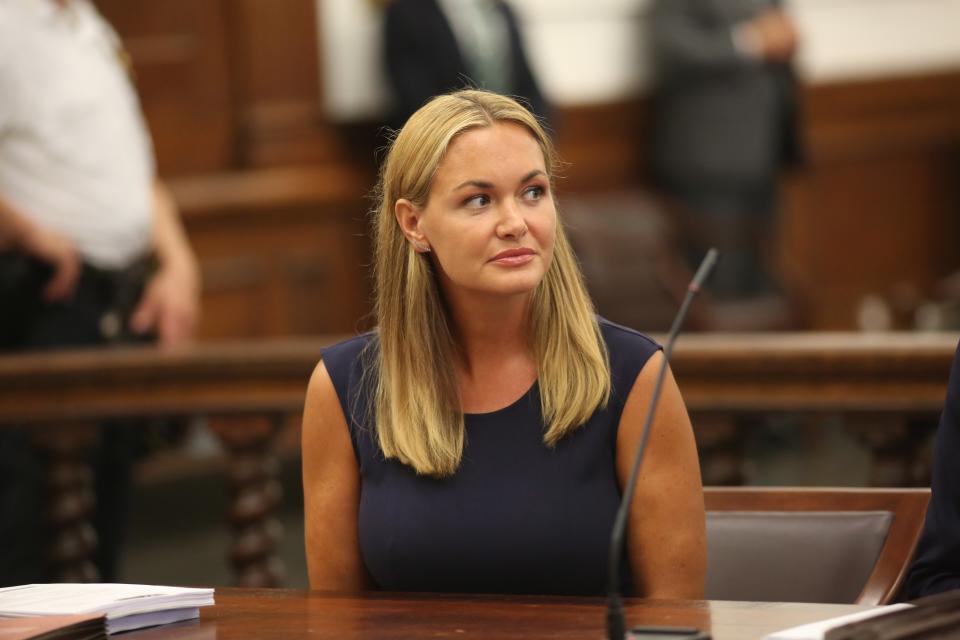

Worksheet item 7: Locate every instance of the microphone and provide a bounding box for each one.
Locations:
[606,248,718,640]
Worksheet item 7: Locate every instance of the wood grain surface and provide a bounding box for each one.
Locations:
[0,332,955,424]
[126,589,869,640]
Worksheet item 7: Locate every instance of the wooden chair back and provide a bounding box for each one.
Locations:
[703,487,930,605]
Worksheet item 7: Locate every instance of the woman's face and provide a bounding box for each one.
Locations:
[399,122,557,303]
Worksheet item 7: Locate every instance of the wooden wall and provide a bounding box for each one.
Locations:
[782,73,960,328]
[94,0,960,336]
[96,0,376,338]
[169,167,372,339]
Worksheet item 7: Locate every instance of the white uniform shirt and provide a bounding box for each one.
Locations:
[0,0,154,269]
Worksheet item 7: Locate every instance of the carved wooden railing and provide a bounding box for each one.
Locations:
[674,332,958,486]
[0,337,346,587]
[0,332,956,586]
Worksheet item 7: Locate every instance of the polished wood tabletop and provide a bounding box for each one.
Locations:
[128,589,869,640]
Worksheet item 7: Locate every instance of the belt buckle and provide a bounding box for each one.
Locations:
[99,310,123,341]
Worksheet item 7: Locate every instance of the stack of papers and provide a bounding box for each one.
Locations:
[764,604,913,639]
[0,613,105,640]
[0,584,214,634]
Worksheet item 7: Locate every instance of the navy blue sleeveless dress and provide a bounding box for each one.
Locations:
[320,317,660,595]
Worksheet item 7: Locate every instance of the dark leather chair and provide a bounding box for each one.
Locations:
[704,487,930,605]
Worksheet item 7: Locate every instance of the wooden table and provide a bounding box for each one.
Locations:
[128,589,869,639]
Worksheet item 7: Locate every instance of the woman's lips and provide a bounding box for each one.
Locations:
[490,248,535,265]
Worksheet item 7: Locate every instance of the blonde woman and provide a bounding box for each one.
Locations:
[302,90,705,597]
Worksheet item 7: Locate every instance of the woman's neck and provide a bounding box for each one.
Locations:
[446,290,533,379]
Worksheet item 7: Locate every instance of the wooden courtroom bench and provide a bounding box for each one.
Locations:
[0,331,956,586]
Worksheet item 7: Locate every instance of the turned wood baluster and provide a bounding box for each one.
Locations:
[848,415,937,487]
[32,424,100,582]
[214,416,286,587]
[693,414,747,486]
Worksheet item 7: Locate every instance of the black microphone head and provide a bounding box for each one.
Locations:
[690,248,719,293]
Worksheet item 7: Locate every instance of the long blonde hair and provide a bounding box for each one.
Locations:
[369,89,610,477]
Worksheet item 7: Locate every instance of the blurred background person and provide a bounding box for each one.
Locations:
[382,0,550,130]
[0,0,200,585]
[647,0,803,324]
[905,339,960,598]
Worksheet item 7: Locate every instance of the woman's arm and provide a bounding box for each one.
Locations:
[616,350,707,598]
[302,361,370,591]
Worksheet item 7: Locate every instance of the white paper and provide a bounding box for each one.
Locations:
[0,583,213,622]
[106,607,200,634]
[764,603,913,640]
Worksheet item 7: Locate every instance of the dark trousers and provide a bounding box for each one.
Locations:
[0,253,152,585]
[668,181,779,301]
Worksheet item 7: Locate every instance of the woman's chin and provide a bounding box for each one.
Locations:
[486,273,545,297]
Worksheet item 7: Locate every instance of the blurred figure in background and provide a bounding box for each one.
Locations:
[648,0,803,322]
[0,0,199,584]
[383,0,550,129]
[905,339,960,597]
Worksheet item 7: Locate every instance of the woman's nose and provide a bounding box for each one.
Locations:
[496,201,528,239]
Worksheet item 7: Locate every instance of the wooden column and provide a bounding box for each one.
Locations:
[693,414,748,486]
[32,425,100,582]
[225,0,347,167]
[214,416,286,587]
[847,415,937,487]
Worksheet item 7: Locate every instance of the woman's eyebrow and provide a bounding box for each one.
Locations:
[452,179,494,192]
[452,170,546,193]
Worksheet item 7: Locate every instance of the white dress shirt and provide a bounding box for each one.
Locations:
[437,0,512,94]
[0,0,154,269]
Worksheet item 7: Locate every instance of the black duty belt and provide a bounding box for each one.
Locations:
[0,251,156,344]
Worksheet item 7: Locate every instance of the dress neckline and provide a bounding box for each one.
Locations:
[463,380,539,418]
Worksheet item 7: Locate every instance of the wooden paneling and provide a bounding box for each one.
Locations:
[227,0,321,108]
[94,0,960,335]
[553,100,650,194]
[553,73,960,330]
[225,0,345,167]
[780,72,960,329]
[1,332,954,423]
[95,0,348,173]
[94,0,236,174]
[169,166,374,338]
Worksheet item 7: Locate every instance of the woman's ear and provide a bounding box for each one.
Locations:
[395,198,430,252]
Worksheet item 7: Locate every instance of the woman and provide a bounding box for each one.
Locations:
[302,90,705,597]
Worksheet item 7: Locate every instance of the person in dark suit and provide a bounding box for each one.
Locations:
[648,0,802,303]
[905,340,960,598]
[383,0,549,129]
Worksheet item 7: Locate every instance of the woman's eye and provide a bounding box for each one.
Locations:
[523,185,545,201]
[464,194,490,208]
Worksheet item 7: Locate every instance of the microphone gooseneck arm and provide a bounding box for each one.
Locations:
[606,248,718,640]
